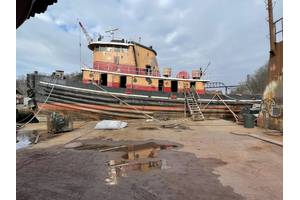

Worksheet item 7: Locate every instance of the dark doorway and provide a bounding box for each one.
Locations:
[120,76,127,88]
[100,73,107,86]
[190,81,196,89]
[171,80,178,92]
[158,80,164,91]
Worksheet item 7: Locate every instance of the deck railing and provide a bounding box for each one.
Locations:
[93,63,160,76]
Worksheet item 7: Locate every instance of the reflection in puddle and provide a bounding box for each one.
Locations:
[105,159,168,185]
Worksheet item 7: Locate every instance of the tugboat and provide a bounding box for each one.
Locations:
[26,22,260,120]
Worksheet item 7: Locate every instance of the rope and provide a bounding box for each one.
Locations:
[215,93,239,122]
[17,77,57,129]
[202,93,218,110]
[92,83,158,121]
[92,83,192,126]
[202,92,239,122]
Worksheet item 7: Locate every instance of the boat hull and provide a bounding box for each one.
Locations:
[30,74,261,120]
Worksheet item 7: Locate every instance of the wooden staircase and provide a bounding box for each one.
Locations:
[184,88,205,121]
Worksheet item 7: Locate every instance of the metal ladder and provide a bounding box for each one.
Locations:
[184,88,205,121]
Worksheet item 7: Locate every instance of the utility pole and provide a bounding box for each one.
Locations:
[267,0,276,55]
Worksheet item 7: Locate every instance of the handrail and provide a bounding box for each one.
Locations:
[191,86,202,107]
[93,63,160,76]
[274,17,283,24]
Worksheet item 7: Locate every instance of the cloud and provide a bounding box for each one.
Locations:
[165,31,178,44]
[16,0,282,85]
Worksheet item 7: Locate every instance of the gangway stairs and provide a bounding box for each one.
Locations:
[184,89,205,121]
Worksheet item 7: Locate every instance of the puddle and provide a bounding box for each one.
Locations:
[74,142,178,153]
[70,141,176,186]
[105,159,168,185]
[99,142,175,185]
[16,130,37,150]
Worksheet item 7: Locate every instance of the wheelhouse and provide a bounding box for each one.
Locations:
[82,39,209,95]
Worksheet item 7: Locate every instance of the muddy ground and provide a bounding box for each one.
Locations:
[17,119,282,200]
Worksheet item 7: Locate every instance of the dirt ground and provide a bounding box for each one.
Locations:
[16,119,282,200]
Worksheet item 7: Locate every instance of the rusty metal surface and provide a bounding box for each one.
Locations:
[268,41,283,83]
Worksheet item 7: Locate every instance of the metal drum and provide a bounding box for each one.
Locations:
[192,70,201,79]
[176,71,190,79]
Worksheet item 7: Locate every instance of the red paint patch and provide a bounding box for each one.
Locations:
[126,84,158,92]
[163,87,171,93]
[196,89,205,94]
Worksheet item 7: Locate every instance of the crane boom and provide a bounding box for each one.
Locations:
[78,21,93,43]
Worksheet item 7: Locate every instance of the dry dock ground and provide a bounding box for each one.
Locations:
[16,119,282,200]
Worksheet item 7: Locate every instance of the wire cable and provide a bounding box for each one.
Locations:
[17,77,57,130]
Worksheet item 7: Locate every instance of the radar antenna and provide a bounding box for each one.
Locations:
[105,28,119,40]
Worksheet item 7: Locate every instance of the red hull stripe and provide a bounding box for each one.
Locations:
[39,102,184,112]
[38,103,147,118]
[196,89,205,94]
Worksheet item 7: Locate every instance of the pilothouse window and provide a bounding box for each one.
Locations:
[96,46,128,52]
[96,47,108,52]
[146,65,152,75]
[100,47,107,51]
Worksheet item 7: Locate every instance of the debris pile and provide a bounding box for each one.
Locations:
[16,130,39,150]
[94,120,127,130]
[47,112,73,134]
[160,123,190,130]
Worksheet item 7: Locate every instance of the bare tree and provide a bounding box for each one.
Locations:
[64,72,82,81]
[16,75,27,96]
[232,64,268,95]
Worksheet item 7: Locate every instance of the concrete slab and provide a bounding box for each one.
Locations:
[17,119,282,200]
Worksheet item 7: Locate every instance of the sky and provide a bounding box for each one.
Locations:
[16,0,282,85]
